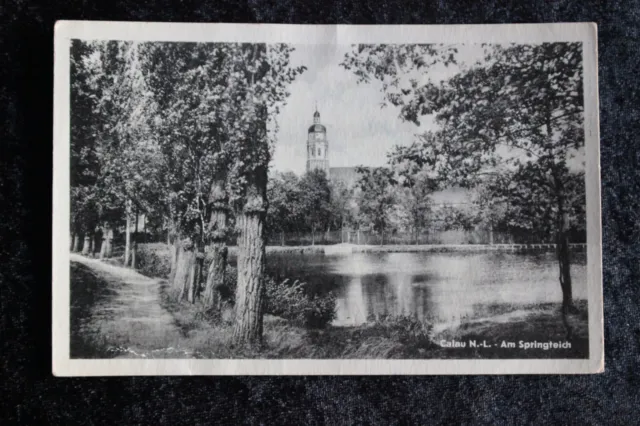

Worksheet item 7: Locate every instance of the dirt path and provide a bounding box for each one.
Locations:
[70,254,198,359]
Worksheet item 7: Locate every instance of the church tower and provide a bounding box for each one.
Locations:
[306,107,329,175]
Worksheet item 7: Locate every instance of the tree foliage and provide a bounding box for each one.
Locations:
[354,167,397,237]
[341,44,458,125]
[299,169,332,235]
[70,40,161,236]
[387,140,441,240]
[266,170,335,237]
[266,171,305,234]
[344,42,586,238]
[343,42,586,309]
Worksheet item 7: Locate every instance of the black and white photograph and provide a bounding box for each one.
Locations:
[52,22,602,375]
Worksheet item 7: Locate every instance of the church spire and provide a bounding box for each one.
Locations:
[306,101,328,175]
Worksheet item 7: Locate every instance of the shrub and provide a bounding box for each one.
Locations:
[135,243,172,278]
[264,277,336,329]
[224,272,336,329]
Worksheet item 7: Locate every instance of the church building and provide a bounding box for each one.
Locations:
[306,108,329,174]
[306,108,360,188]
[302,106,470,206]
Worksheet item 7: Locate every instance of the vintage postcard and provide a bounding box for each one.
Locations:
[53,22,603,375]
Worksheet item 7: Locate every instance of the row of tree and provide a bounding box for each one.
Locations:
[268,156,584,248]
[267,166,465,246]
[71,40,305,345]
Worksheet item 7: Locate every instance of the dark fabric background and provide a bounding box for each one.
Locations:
[1,1,639,424]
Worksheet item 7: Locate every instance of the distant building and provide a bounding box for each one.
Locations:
[305,107,361,188]
[302,107,470,206]
[306,108,329,175]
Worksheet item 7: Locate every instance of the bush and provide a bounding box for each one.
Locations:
[135,243,172,278]
[264,277,336,329]
[224,270,336,329]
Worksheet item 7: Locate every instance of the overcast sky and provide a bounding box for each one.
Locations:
[270,44,584,175]
[271,44,478,175]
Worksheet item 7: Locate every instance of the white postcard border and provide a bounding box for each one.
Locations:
[52,21,603,376]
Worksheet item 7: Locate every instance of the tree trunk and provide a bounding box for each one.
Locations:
[311,227,315,246]
[131,208,139,269]
[172,236,205,304]
[99,225,108,259]
[233,168,267,346]
[105,227,113,258]
[169,235,179,283]
[187,241,205,304]
[557,213,573,312]
[175,241,195,300]
[88,235,94,257]
[489,222,494,246]
[234,212,266,345]
[99,226,112,259]
[167,218,179,282]
[203,182,229,309]
[72,233,82,252]
[204,242,228,309]
[172,240,189,293]
[281,231,284,247]
[124,200,132,267]
[93,231,101,256]
[70,233,75,251]
[81,235,91,255]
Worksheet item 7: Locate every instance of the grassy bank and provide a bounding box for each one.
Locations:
[157,282,589,359]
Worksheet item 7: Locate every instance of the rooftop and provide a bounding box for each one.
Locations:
[308,123,327,133]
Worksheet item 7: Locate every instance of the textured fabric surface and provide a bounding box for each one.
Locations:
[1,1,639,424]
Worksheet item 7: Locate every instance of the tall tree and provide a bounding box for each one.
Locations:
[71,40,159,260]
[299,169,332,245]
[90,41,161,267]
[387,139,441,243]
[266,171,305,244]
[223,43,305,345]
[343,43,586,312]
[354,167,397,245]
[70,40,103,254]
[328,180,355,241]
[142,42,239,304]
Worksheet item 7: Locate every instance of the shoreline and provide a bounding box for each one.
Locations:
[71,256,589,360]
[226,243,588,255]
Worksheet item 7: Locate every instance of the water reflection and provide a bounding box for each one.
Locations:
[265,251,587,327]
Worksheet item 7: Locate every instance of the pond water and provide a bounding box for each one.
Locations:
[263,251,588,327]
